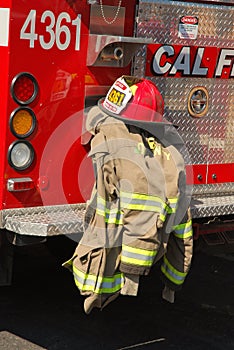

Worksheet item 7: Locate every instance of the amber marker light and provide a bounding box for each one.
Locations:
[11,72,38,105]
[10,107,36,138]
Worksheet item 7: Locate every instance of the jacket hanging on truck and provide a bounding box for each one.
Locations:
[63,105,193,314]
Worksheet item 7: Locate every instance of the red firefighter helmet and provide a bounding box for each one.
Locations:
[83,76,180,146]
[98,75,165,124]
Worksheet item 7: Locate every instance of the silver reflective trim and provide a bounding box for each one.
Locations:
[7,177,33,192]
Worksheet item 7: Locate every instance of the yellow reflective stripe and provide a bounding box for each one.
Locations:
[121,256,154,267]
[167,198,178,213]
[173,220,193,239]
[120,191,165,212]
[169,198,178,204]
[122,203,161,211]
[96,192,179,224]
[159,197,178,221]
[121,192,161,202]
[160,205,168,221]
[122,244,157,257]
[121,244,157,267]
[97,195,123,224]
[159,213,166,222]
[96,208,123,224]
[72,264,124,294]
[161,256,187,285]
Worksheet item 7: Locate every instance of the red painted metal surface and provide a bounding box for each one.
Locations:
[0,1,12,209]
[1,0,135,210]
[207,163,234,184]
[186,163,234,185]
[1,0,233,216]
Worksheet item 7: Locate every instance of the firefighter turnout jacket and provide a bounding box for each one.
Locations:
[63,106,193,314]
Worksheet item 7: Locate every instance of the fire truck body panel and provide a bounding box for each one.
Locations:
[1,0,135,208]
[133,0,234,219]
[2,0,89,211]
[0,0,143,235]
[0,0,233,239]
[0,3,10,209]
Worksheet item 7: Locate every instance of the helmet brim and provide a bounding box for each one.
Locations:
[99,97,169,122]
[98,99,183,149]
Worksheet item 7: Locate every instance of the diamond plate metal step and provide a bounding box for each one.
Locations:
[3,204,86,237]
[2,194,234,237]
[191,194,234,218]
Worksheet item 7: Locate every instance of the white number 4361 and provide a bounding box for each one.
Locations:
[20,9,81,51]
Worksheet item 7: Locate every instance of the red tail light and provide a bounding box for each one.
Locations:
[11,73,38,105]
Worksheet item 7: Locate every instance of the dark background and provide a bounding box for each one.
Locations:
[0,237,233,350]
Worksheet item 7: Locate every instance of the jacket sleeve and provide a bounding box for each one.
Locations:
[160,208,193,291]
[63,129,125,312]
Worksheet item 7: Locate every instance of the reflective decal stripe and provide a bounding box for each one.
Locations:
[167,198,178,213]
[0,8,10,47]
[121,191,178,223]
[120,191,165,212]
[97,195,123,224]
[121,244,157,267]
[161,256,187,285]
[159,197,178,221]
[72,264,124,294]
[173,220,193,239]
[97,192,179,225]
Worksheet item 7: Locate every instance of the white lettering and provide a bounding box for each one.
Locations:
[192,48,208,76]
[20,10,81,51]
[56,12,71,50]
[150,45,233,78]
[170,47,190,75]
[39,11,55,50]
[20,9,38,48]
[152,45,174,74]
[215,49,234,77]
[72,14,81,51]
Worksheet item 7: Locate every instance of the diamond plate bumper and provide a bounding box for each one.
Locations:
[1,204,86,237]
[1,194,234,237]
[191,194,234,219]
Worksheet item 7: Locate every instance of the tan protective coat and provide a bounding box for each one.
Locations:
[64,106,193,312]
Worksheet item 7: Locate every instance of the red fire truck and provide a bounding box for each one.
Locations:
[0,0,233,284]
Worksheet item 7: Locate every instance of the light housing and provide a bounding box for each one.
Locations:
[11,72,38,105]
[10,107,36,138]
[188,86,209,118]
[7,177,34,192]
[8,141,35,171]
